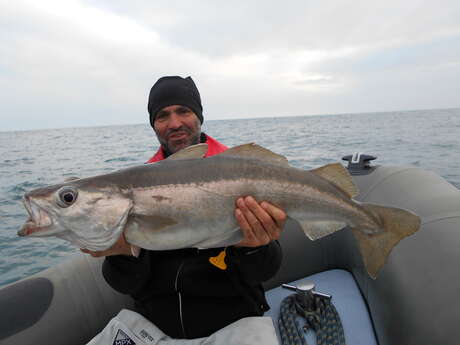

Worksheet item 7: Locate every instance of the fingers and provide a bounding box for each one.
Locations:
[235,207,270,247]
[260,201,287,229]
[235,196,286,247]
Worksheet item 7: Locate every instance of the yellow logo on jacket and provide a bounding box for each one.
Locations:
[209,249,227,270]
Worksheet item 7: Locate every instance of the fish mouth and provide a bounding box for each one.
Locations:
[18,197,54,237]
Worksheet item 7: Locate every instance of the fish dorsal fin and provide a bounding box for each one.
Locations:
[311,163,359,198]
[167,143,208,160]
[219,143,289,167]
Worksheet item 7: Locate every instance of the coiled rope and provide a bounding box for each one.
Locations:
[278,291,346,345]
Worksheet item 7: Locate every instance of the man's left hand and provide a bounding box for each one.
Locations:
[234,196,287,247]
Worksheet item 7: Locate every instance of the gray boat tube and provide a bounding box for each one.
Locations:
[1,165,460,345]
[265,165,460,345]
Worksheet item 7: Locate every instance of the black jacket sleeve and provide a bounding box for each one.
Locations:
[228,240,282,283]
[102,249,150,295]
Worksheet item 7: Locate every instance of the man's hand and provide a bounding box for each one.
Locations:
[80,233,133,257]
[235,196,287,247]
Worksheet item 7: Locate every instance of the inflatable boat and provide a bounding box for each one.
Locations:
[1,155,460,345]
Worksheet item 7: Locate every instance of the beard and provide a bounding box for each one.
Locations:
[155,120,201,156]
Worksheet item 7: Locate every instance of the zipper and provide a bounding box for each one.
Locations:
[174,261,186,338]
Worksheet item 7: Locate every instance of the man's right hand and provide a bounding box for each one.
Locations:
[80,233,133,257]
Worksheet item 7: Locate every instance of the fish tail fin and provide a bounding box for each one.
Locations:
[352,203,421,279]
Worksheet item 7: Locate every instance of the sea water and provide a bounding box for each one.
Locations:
[1,108,459,287]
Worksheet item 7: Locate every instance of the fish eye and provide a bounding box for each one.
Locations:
[57,187,78,208]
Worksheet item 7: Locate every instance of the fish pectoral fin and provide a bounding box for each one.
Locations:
[298,220,347,240]
[194,227,243,249]
[311,163,359,198]
[353,203,421,279]
[166,143,208,160]
[127,214,178,233]
[219,143,290,167]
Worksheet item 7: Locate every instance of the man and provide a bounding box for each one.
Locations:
[82,76,286,339]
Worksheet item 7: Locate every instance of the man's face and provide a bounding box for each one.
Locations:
[153,105,201,154]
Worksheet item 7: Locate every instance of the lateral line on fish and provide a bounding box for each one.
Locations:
[127,180,362,213]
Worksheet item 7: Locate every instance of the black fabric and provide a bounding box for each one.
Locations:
[147,76,203,127]
[103,241,282,339]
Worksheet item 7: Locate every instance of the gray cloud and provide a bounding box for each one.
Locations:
[1,1,459,131]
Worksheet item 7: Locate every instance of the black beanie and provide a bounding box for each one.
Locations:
[147,76,203,127]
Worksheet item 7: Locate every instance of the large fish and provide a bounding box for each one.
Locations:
[18,143,420,278]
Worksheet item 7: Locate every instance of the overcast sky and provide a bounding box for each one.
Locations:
[1,1,459,131]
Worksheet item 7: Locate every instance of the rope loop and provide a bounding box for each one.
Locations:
[279,291,346,345]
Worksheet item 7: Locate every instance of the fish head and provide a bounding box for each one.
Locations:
[18,180,133,251]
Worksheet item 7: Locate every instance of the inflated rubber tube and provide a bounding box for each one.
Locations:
[0,254,133,345]
[265,165,460,345]
[353,166,460,345]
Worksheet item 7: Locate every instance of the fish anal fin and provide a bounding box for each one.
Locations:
[219,143,289,167]
[353,203,421,279]
[311,163,358,198]
[167,143,208,160]
[298,220,347,240]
